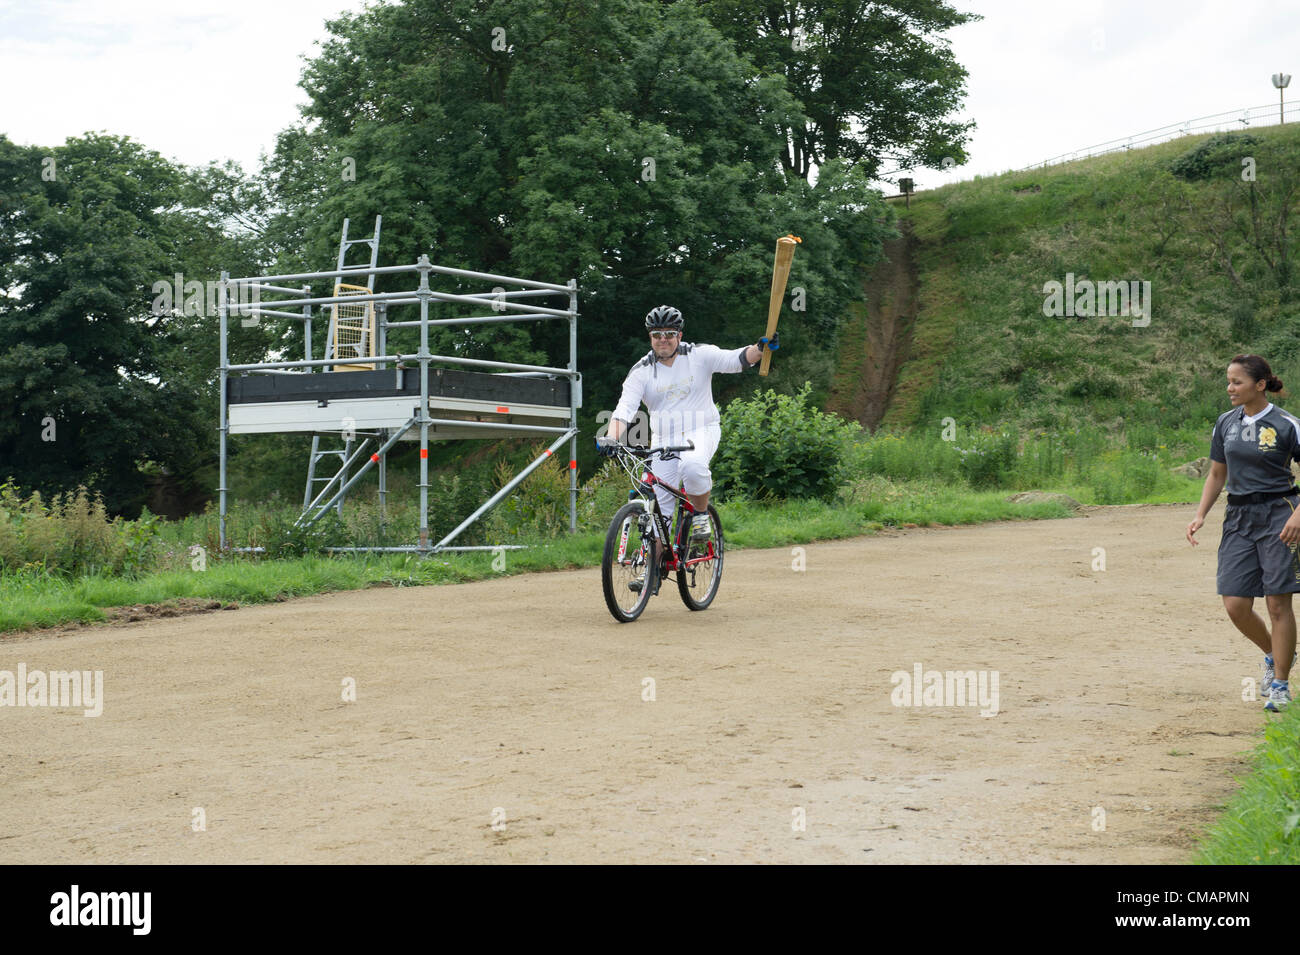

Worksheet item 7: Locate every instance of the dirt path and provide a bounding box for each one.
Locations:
[0,504,1265,864]
[827,221,919,430]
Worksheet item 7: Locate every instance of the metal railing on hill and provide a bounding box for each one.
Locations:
[1022,100,1300,171]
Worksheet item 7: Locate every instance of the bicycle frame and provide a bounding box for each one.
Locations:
[610,444,718,574]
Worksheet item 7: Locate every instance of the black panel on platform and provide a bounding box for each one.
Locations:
[227,368,570,407]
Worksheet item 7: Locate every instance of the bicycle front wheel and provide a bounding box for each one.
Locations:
[677,504,723,611]
[602,501,657,623]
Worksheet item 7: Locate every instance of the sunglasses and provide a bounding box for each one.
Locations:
[649,331,679,340]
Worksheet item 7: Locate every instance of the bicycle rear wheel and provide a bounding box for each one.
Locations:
[677,504,723,611]
[602,501,657,623]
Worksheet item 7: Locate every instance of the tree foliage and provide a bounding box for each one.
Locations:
[266,0,898,475]
[0,134,271,514]
[0,136,181,512]
[2,0,981,509]
[700,0,979,179]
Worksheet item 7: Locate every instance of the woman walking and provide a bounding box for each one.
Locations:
[1187,354,1300,711]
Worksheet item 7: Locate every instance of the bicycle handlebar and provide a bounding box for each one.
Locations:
[622,441,695,457]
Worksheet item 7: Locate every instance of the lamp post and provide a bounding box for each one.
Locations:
[1273,72,1292,125]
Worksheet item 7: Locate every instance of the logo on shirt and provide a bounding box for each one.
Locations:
[655,376,693,402]
[1260,426,1278,450]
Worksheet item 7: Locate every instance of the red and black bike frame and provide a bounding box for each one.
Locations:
[634,470,718,573]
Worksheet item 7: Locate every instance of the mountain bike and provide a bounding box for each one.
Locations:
[600,441,724,623]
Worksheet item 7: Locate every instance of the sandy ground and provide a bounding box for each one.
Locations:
[0,504,1271,864]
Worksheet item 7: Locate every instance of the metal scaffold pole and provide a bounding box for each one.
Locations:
[302,285,312,363]
[433,429,578,551]
[376,301,388,536]
[218,272,229,551]
[417,254,432,552]
[568,278,579,533]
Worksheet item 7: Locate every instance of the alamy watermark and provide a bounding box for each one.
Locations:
[1042,273,1150,327]
[595,409,648,444]
[152,274,260,324]
[0,664,103,717]
[50,885,150,935]
[890,663,999,717]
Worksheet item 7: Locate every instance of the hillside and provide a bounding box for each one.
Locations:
[847,124,1300,463]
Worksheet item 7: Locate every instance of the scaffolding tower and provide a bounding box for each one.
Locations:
[217,219,580,554]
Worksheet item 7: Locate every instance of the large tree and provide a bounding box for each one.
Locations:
[701,0,978,180]
[267,0,893,444]
[0,134,261,514]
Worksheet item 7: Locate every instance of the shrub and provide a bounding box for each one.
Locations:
[253,509,347,558]
[429,465,497,547]
[119,508,162,577]
[1021,430,1067,484]
[954,430,1019,489]
[714,384,862,501]
[1064,426,1107,475]
[1065,371,1122,400]
[1089,450,1160,504]
[1168,133,1258,182]
[485,450,572,540]
[0,483,126,576]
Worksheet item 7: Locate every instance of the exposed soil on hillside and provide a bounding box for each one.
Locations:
[827,221,920,430]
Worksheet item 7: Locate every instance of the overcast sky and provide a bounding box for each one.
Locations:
[3,0,1299,186]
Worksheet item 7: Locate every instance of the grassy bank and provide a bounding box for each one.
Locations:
[888,124,1300,452]
[0,477,1085,635]
[1197,704,1300,864]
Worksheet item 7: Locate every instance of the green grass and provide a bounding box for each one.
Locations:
[1197,704,1300,864]
[7,416,1221,637]
[842,426,1206,506]
[0,557,394,632]
[0,479,1084,636]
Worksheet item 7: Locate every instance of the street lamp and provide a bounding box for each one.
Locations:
[1273,72,1292,125]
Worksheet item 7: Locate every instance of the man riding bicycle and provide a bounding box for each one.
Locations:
[595,305,778,577]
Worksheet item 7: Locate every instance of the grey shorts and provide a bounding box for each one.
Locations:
[1217,495,1300,596]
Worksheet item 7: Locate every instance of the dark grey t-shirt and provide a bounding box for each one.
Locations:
[1210,403,1300,495]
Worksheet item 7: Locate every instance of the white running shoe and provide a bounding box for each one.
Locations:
[1262,652,1298,693]
[1264,682,1291,712]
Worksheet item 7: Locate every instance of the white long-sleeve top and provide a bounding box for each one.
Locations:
[611,342,748,446]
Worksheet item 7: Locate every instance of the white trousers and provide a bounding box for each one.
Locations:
[650,424,721,517]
